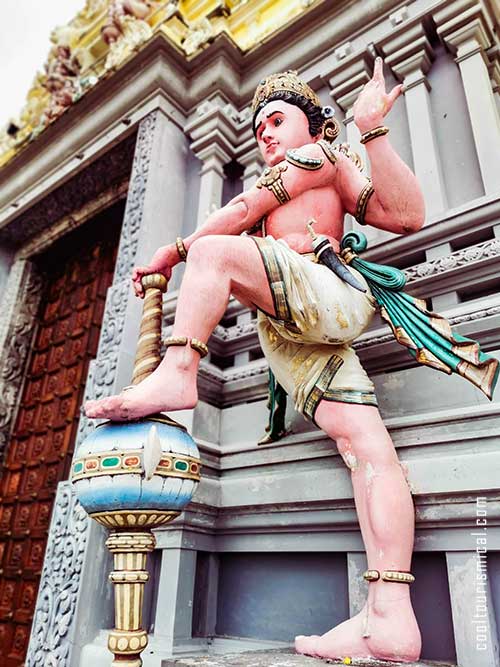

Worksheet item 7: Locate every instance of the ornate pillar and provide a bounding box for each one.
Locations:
[380,19,448,218]
[434,3,500,196]
[185,99,239,228]
[446,550,500,667]
[27,108,190,667]
[0,260,43,463]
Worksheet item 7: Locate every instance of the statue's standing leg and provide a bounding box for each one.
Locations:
[295,400,421,662]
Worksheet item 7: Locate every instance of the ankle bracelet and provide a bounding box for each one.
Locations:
[363,569,415,584]
[164,335,209,358]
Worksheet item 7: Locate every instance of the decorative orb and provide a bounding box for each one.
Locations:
[71,415,200,518]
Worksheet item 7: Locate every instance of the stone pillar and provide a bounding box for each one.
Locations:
[325,44,371,170]
[347,552,368,617]
[239,145,264,191]
[324,47,376,239]
[490,47,500,110]
[381,23,447,218]
[185,99,239,228]
[27,108,190,667]
[435,4,500,196]
[446,551,500,667]
[153,547,197,649]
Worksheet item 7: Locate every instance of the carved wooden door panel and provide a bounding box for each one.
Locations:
[0,210,121,666]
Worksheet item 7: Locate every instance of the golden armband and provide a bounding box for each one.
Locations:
[354,181,374,226]
[256,164,291,205]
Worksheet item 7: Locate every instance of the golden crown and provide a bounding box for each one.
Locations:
[251,70,321,116]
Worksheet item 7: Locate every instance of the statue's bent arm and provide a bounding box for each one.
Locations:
[333,142,425,235]
[181,139,425,257]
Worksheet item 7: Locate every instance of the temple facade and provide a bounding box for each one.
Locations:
[0,1,499,665]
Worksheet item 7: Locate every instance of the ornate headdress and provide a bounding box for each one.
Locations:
[252,70,321,116]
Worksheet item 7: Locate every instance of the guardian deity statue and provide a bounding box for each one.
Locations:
[85,60,498,662]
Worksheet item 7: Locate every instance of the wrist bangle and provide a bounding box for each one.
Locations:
[360,126,389,144]
[176,237,188,262]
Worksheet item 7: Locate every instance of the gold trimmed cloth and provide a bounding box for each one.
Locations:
[252,236,377,422]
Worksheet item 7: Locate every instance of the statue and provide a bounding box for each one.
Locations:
[102,0,153,69]
[85,60,498,662]
[43,44,82,122]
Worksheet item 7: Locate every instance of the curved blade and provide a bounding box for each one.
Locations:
[322,248,366,292]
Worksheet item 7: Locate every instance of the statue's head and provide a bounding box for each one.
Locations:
[252,71,338,166]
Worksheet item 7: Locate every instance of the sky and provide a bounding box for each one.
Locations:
[1,0,85,126]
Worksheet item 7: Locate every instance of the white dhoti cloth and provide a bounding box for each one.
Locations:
[252,235,377,422]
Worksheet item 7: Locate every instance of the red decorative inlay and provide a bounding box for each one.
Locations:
[159,458,172,468]
[85,460,98,470]
[124,456,140,467]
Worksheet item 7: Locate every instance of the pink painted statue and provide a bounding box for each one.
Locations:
[85,58,424,662]
[84,58,500,662]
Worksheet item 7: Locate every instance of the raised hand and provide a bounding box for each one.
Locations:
[353,57,402,134]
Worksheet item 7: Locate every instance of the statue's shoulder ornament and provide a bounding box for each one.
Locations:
[285,146,324,171]
[333,142,364,171]
[314,140,364,172]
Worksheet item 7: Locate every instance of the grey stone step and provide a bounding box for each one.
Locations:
[161,648,456,667]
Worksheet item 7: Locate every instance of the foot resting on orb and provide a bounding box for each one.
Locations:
[84,347,199,421]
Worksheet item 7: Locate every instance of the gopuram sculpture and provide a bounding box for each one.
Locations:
[85,60,498,663]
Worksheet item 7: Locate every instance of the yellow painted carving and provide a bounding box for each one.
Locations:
[0,0,324,168]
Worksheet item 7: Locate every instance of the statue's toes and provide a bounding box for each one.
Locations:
[295,634,320,657]
[84,400,99,418]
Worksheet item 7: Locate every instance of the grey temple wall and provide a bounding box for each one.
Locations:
[0,0,497,666]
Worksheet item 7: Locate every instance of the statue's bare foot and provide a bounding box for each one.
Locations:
[84,362,197,421]
[295,594,421,662]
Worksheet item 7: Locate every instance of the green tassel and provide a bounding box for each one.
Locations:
[340,231,499,399]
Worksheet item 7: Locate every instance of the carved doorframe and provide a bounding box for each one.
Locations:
[0,132,137,666]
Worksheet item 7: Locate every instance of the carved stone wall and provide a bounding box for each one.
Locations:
[74,110,158,449]
[26,484,89,667]
[0,260,43,463]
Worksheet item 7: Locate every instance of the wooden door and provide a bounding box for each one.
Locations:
[0,204,122,666]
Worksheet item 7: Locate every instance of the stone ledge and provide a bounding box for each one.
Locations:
[161,648,454,666]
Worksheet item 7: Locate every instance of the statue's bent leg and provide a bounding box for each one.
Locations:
[295,400,421,663]
[85,235,276,420]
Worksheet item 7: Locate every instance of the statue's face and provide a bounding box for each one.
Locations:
[255,100,316,166]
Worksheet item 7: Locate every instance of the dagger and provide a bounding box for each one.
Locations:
[306,220,366,293]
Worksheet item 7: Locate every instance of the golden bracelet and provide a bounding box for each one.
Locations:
[176,237,188,262]
[359,126,389,144]
[354,181,375,226]
[363,569,415,584]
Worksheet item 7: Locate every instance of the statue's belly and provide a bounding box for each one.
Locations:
[265,187,344,252]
